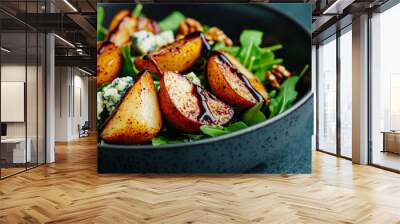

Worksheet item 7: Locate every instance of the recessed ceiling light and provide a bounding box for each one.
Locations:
[1,47,11,53]
[54,34,75,48]
[63,0,78,12]
[78,67,93,76]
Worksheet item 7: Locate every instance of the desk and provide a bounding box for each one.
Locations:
[1,138,31,163]
[382,131,400,154]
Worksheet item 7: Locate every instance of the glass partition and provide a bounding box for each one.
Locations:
[370,3,400,171]
[317,35,337,154]
[339,27,352,158]
[0,29,28,178]
[0,1,46,179]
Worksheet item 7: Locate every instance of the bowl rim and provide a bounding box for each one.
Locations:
[98,3,312,150]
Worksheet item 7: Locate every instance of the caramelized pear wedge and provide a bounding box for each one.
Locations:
[106,10,159,47]
[101,70,162,144]
[159,71,234,133]
[97,42,123,87]
[135,32,203,77]
[207,51,268,109]
[105,10,136,47]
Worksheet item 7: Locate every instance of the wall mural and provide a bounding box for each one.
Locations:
[96,3,313,173]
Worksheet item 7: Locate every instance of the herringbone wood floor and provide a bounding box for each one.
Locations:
[1,135,400,224]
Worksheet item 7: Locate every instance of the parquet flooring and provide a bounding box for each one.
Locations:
[1,135,400,223]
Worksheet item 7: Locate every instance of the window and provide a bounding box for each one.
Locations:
[317,36,337,154]
[339,27,352,158]
[370,3,400,171]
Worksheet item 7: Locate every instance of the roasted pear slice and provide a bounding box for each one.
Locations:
[105,10,136,47]
[224,53,269,105]
[159,71,234,133]
[135,32,203,77]
[207,51,268,108]
[97,42,123,87]
[101,70,162,144]
[106,10,159,47]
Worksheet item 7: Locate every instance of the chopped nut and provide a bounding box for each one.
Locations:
[176,18,233,47]
[273,65,291,78]
[177,18,203,38]
[205,27,233,46]
[266,71,281,89]
[266,65,292,89]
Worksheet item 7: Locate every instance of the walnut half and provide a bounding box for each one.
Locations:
[204,27,233,47]
[176,18,233,47]
[177,18,203,39]
[266,65,292,89]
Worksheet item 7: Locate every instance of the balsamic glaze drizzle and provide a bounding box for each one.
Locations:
[192,85,216,124]
[210,51,264,103]
[97,41,111,56]
[186,31,212,57]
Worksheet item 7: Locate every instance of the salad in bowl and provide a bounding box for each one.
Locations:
[97,4,309,146]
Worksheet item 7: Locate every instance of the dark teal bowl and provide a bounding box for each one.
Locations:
[98,3,312,173]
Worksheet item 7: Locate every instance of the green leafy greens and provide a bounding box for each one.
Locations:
[132,4,143,17]
[268,64,309,118]
[242,102,266,126]
[151,127,204,145]
[158,11,186,32]
[215,30,283,83]
[121,45,138,77]
[200,122,248,137]
[97,7,108,41]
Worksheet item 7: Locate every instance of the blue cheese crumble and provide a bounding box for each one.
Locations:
[184,72,202,87]
[132,30,174,54]
[97,76,133,119]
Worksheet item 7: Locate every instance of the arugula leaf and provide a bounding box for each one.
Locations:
[200,122,248,137]
[132,4,143,17]
[252,58,282,71]
[262,44,283,52]
[203,24,210,32]
[237,30,263,67]
[242,102,266,126]
[152,136,185,145]
[222,46,241,57]
[269,90,277,98]
[268,64,309,118]
[180,133,204,140]
[268,76,299,118]
[240,30,263,47]
[200,126,228,137]
[121,45,138,76]
[97,7,107,41]
[159,11,186,32]
[151,126,204,146]
[299,64,310,78]
[212,42,225,51]
[225,122,248,132]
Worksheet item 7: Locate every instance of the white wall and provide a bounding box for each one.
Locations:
[54,67,89,141]
[1,65,35,138]
[1,63,46,164]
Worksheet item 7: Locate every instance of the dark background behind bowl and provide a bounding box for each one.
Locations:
[99,3,311,99]
[97,3,313,173]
